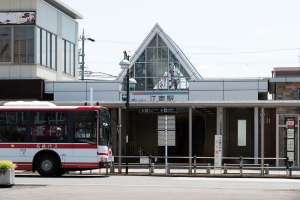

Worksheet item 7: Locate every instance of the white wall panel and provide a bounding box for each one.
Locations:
[190,91,223,101]
[224,90,258,100]
[61,14,76,43]
[224,81,258,90]
[0,0,36,11]
[36,0,58,34]
[189,81,223,91]
[54,82,86,91]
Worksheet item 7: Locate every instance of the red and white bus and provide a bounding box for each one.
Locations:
[0,101,112,176]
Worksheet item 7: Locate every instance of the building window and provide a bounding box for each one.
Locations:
[38,28,57,70]
[63,39,75,76]
[51,34,57,70]
[0,27,12,63]
[129,34,190,91]
[237,119,247,146]
[36,27,40,65]
[46,32,51,67]
[41,29,47,66]
[0,26,58,68]
[14,27,34,64]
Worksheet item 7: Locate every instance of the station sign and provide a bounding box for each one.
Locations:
[0,12,35,25]
[126,90,189,102]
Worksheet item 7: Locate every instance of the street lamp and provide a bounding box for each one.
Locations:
[79,29,95,80]
[119,51,136,174]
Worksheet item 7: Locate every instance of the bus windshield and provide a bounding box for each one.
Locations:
[99,109,111,146]
[74,111,97,144]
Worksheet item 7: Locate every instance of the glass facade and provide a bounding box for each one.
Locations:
[0,26,35,64]
[14,27,34,64]
[41,29,47,66]
[129,34,190,91]
[63,39,75,76]
[0,27,11,62]
[38,27,57,70]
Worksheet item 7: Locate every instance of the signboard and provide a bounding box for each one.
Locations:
[287,152,295,162]
[140,156,149,164]
[214,135,223,167]
[287,129,295,139]
[157,115,176,146]
[286,118,295,162]
[125,91,189,102]
[0,12,35,25]
[287,139,295,151]
[139,108,177,114]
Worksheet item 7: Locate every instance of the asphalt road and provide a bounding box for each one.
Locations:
[1,175,300,200]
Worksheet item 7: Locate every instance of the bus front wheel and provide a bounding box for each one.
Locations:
[36,154,60,177]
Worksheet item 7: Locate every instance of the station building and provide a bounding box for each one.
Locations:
[1,0,300,169]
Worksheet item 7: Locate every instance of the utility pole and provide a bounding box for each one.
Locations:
[81,30,85,80]
[79,29,95,80]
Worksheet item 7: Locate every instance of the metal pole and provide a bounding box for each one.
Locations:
[254,107,259,164]
[165,115,168,175]
[188,107,192,174]
[261,107,265,175]
[118,108,122,174]
[125,69,129,174]
[276,112,279,166]
[126,69,129,107]
[90,88,93,106]
[81,30,85,80]
[298,115,300,167]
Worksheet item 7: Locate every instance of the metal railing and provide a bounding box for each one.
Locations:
[104,155,298,177]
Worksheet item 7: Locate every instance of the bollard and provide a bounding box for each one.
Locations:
[207,163,211,174]
[288,159,293,177]
[110,162,115,174]
[264,164,269,175]
[105,164,109,175]
[149,155,154,175]
[239,156,243,176]
[193,156,197,174]
[285,156,291,176]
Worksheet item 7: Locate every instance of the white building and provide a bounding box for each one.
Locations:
[0,0,81,81]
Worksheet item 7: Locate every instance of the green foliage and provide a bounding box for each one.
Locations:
[0,160,16,170]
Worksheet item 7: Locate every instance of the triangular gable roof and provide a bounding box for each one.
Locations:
[116,23,203,81]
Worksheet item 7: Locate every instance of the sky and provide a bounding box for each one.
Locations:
[63,0,300,78]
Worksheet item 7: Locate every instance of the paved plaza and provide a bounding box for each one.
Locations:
[1,175,300,200]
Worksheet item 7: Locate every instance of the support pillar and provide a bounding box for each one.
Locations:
[118,107,122,174]
[215,107,224,168]
[216,107,224,136]
[254,107,259,164]
[188,107,193,174]
[276,112,279,166]
[260,108,265,175]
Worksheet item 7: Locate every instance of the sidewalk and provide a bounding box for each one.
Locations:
[15,168,300,178]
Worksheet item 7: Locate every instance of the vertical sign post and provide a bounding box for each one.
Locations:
[165,115,168,175]
[286,118,295,164]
